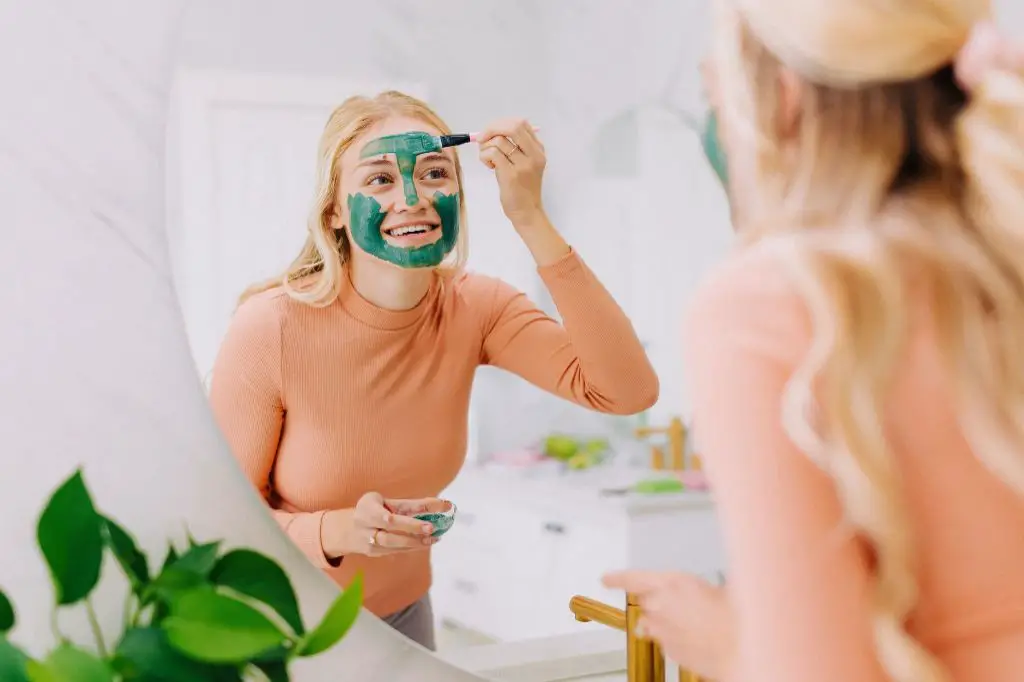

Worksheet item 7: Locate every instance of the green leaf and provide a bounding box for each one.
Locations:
[113,627,240,682]
[162,545,180,571]
[163,588,288,664]
[36,470,104,605]
[148,542,222,603]
[211,550,304,636]
[295,573,363,657]
[101,517,149,592]
[25,660,56,682]
[254,659,289,682]
[148,545,182,623]
[33,644,114,682]
[0,637,31,682]
[171,542,221,577]
[0,589,14,634]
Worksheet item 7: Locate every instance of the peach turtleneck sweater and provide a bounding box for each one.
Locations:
[686,246,1024,682]
[209,249,658,617]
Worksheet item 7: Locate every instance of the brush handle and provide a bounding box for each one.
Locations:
[438,127,543,149]
[467,126,541,143]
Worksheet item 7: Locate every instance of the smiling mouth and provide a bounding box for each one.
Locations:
[382,224,440,238]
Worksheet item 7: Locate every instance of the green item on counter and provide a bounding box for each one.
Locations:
[567,452,597,470]
[633,478,686,494]
[544,435,579,461]
[544,435,610,460]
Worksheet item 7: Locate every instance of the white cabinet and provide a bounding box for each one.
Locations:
[431,467,725,642]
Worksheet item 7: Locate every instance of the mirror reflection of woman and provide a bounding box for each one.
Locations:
[209,91,659,650]
[606,4,1024,682]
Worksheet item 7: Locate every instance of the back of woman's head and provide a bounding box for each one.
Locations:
[710,1,1024,679]
[239,91,469,307]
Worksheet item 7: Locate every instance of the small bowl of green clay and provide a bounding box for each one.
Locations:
[415,500,457,538]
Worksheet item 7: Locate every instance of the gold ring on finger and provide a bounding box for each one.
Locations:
[369,528,380,546]
[506,137,523,154]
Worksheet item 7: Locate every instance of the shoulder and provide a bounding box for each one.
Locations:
[447,269,520,308]
[228,287,289,342]
[685,240,813,368]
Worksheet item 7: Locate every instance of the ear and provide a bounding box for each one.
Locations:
[776,67,803,140]
[329,202,345,231]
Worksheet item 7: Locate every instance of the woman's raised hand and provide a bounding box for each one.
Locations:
[476,118,547,227]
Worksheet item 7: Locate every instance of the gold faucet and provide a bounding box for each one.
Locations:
[635,417,687,471]
[569,593,665,682]
[569,594,706,682]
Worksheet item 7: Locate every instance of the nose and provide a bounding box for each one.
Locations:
[392,177,428,212]
[402,179,420,207]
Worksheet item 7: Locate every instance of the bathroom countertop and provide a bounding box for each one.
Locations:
[438,630,625,682]
[447,465,715,522]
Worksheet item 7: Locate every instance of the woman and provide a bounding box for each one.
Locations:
[606,4,1024,682]
[209,91,658,650]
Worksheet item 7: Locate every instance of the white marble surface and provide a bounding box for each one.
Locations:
[441,631,625,682]
[453,464,715,521]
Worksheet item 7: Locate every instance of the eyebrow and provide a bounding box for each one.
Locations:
[354,151,454,171]
[418,152,453,164]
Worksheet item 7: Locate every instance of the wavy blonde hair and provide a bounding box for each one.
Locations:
[712,0,1024,680]
[239,91,469,307]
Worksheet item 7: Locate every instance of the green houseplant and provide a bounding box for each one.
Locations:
[0,470,363,681]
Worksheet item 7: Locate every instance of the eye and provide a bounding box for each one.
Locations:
[366,173,393,186]
[421,167,451,181]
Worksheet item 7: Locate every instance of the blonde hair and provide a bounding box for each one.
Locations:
[713,0,1024,680]
[239,91,469,307]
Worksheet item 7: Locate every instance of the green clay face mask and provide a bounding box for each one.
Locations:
[359,131,443,207]
[701,110,728,188]
[347,131,459,269]
[347,191,460,269]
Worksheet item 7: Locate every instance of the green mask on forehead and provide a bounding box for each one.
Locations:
[701,111,728,188]
[359,131,443,206]
[348,131,459,269]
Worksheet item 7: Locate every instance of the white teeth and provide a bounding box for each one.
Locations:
[387,224,435,237]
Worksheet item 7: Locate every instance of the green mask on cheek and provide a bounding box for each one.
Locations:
[701,111,728,188]
[346,191,460,269]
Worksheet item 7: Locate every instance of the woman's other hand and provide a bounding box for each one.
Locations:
[476,118,547,227]
[602,570,734,680]
[322,492,440,558]
[476,119,570,266]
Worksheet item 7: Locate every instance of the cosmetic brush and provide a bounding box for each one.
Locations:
[437,126,542,149]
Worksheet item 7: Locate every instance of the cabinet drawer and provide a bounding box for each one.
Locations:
[432,544,552,640]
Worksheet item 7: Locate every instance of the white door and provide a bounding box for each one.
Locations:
[166,69,426,380]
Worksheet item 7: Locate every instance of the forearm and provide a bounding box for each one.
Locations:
[512,209,572,267]
[270,507,354,569]
[535,248,658,414]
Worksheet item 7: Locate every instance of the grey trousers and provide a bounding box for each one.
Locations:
[382,593,436,651]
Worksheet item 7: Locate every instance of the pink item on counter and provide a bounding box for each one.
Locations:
[489,447,545,467]
[678,470,711,491]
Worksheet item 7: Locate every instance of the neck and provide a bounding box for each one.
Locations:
[347,256,434,311]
